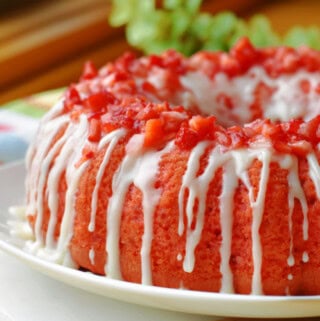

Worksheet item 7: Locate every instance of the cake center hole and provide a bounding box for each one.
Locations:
[179,67,320,127]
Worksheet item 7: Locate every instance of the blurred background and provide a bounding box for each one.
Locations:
[1,0,320,105]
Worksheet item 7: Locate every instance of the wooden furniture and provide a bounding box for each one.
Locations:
[0,0,320,104]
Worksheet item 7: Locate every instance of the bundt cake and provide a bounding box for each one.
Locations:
[24,38,320,295]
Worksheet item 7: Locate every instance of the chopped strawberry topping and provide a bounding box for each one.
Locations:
[230,37,260,72]
[189,116,216,139]
[83,91,115,113]
[60,38,320,156]
[88,118,101,142]
[64,85,81,112]
[175,123,200,150]
[143,119,165,148]
[81,61,98,80]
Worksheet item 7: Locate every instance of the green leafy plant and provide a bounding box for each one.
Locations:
[109,0,320,55]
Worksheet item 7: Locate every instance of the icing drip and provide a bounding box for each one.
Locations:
[105,145,139,279]
[88,129,126,232]
[87,129,126,268]
[288,156,309,266]
[27,115,90,266]
[134,142,173,285]
[179,146,272,294]
[105,135,172,282]
[249,150,271,295]
[55,161,88,265]
[45,123,81,249]
[219,161,238,293]
[287,157,309,245]
[89,249,95,265]
[178,142,208,237]
[287,185,295,268]
[307,152,320,199]
[25,99,64,174]
[302,251,309,263]
[232,149,272,295]
[278,156,295,267]
[26,115,69,247]
[179,144,229,273]
[278,154,310,268]
[44,118,87,251]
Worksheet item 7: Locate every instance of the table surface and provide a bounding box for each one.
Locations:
[1,0,320,105]
[1,1,320,320]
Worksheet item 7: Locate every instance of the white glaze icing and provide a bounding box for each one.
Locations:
[88,129,126,232]
[278,156,296,268]
[285,156,309,266]
[26,115,69,247]
[287,157,309,242]
[89,248,95,265]
[45,123,77,249]
[177,144,273,294]
[134,142,173,285]
[181,71,255,126]
[307,152,320,199]
[23,116,318,294]
[26,115,90,266]
[303,251,309,263]
[219,161,238,293]
[180,68,320,127]
[105,135,172,282]
[178,144,229,273]
[249,150,271,295]
[8,206,33,240]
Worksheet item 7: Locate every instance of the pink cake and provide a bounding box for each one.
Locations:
[25,38,320,295]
